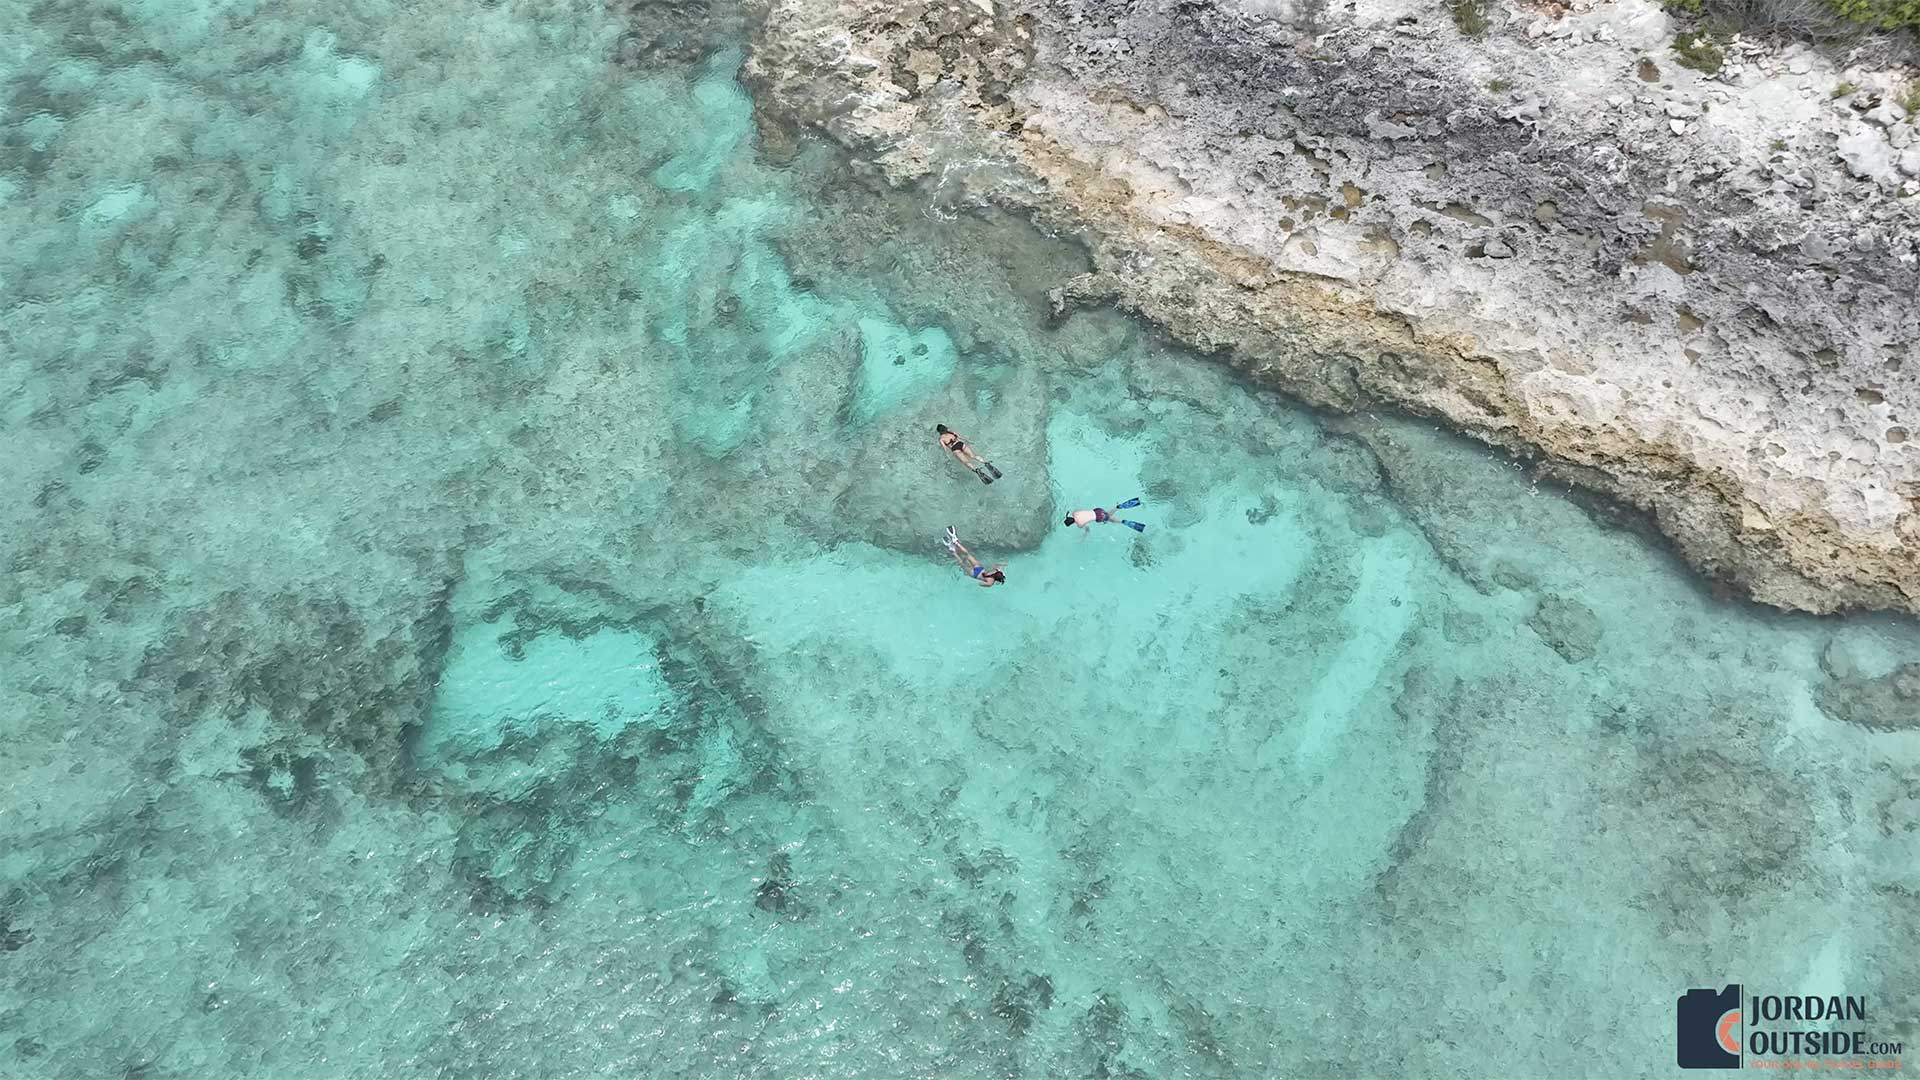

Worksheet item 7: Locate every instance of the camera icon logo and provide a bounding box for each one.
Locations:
[1677,985,1743,1069]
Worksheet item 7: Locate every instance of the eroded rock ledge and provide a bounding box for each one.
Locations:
[744,0,1920,614]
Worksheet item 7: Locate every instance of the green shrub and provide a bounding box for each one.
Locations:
[1451,0,1493,35]
[1899,80,1920,113]
[1670,32,1726,73]
[1666,0,1705,12]
[1832,80,1858,98]
[1486,78,1512,92]
[1819,0,1920,28]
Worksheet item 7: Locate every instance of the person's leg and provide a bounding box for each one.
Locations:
[951,448,987,480]
[958,450,991,482]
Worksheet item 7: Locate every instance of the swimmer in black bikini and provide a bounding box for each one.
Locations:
[944,526,1006,587]
[936,424,1002,485]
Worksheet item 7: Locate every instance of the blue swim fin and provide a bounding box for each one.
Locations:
[1113,497,1142,510]
[1123,519,1146,532]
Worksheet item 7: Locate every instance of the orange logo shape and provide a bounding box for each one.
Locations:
[1716,1009,1741,1055]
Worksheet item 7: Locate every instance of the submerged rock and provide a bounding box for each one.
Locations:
[1526,594,1603,663]
[1639,748,1813,902]
[1815,663,1920,732]
[0,908,31,953]
[452,798,580,910]
[128,586,454,759]
[990,971,1056,1036]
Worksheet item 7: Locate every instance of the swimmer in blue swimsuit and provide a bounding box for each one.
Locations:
[944,526,1006,587]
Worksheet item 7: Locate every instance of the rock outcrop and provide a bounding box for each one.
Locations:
[743,0,1920,614]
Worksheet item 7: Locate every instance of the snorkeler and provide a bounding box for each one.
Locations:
[1064,497,1146,534]
[935,424,1002,485]
[944,526,1007,587]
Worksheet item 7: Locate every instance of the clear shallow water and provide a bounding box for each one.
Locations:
[3,1,1919,1077]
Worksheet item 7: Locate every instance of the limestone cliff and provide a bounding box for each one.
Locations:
[743,0,1920,613]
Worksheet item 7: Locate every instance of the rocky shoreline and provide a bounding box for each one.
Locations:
[742,0,1919,614]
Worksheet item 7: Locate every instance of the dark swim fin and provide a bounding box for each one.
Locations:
[976,468,994,484]
[1122,519,1146,532]
[985,462,1003,479]
[1113,497,1142,510]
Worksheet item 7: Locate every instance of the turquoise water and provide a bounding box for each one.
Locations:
[4,1,1919,1076]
